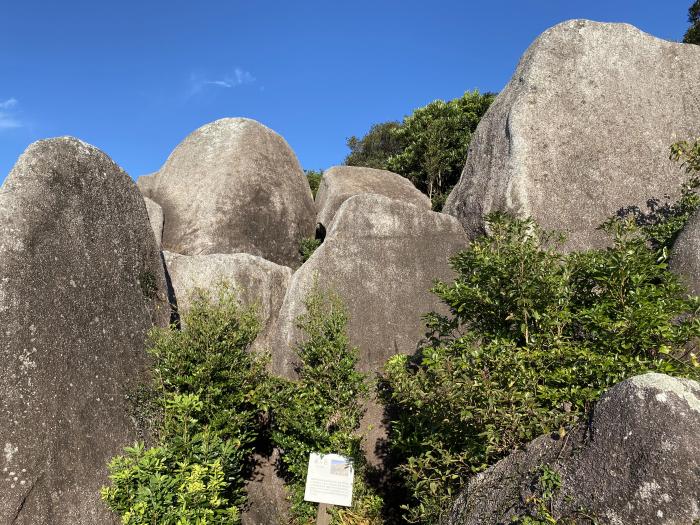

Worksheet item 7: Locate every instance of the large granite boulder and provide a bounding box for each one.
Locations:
[135,171,159,201]
[670,209,700,296]
[162,251,291,330]
[315,166,430,228]
[146,118,315,267]
[0,138,169,524]
[261,194,468,470]
[444,20,700,250]
[266,194,468,378]
[445,373,700,524]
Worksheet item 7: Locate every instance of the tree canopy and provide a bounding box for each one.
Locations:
[684,0,700,44]
[344,91,495,210]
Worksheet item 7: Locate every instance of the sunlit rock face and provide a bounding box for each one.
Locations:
[143,118,316,268]
[315,165,430,229]
[444,20,700,251]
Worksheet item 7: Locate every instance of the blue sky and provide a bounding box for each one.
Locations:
[0,0,694,181]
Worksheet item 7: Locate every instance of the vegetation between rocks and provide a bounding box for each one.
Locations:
[102,283,379,524]
[379,142,700,524]
[101,285,268,523]
[104,140,700,524]
[345,90,495,210]
[270,284,382,524]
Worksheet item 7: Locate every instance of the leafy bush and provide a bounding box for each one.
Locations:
[386,90,495,209]
[381,205,700,523]
[345,122,405,170]
[270,284,382,524]
[102,285,269,524]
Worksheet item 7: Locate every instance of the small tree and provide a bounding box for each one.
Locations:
[343,91,495,210]
[102,285,268,524]
[684,0,700,44]
[271,285,382,524]
[387,91,495,208]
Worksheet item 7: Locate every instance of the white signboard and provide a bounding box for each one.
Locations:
[303,452,354,507]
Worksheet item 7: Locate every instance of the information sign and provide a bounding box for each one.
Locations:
[303,452,354,507]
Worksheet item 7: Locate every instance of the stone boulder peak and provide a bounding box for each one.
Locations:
[0,137,169,524]
[315,165,430,228]
[149,117,316,267]
[444,19,700,250]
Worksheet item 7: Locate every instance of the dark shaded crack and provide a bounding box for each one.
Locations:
[11,474,42,525]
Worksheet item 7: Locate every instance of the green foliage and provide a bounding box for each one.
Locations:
[300,237,322,263]
[271,284,382,524]
[516,465,562,525]
[102,285,269,524]
[684,0,700,44]
[386,91,495,208]
[306,169,324,199]
[345,122,405,170]
[381,203,700,523]
[344,91,495,210]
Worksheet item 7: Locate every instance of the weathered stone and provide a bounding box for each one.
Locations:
[144,196,163,247]
[241,449,291,525]
[149,118,315,267]
[670,209,700,296]
[135,171,160,201]
[0,137,169,524]
[445,373,700,525]
[315,166,430,228]
[444,20,700,250]
[262,194,468,464]
[162,251,291,330]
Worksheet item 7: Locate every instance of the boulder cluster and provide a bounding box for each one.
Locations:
[1,18,699,525]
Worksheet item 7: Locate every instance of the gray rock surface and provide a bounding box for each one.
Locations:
[670,209,700,296]
[444,20,700,250]
[0,138,169,524]
[241,450,291,525]
[136,171,159,201]
[315,166,430,228]
[445,372,700,525]
[261,194,468,465]
[266,193,468,377]
[162,251,291,330]
[144,196,163,247]
[148,118,315,267]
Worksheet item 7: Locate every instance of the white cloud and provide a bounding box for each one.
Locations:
[0,98,21,129]
[189,68,256,96]
[0,98,18,110]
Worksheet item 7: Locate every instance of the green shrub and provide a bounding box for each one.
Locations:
[102,285,269,524]
[270,284,382,524]
[306,169,324,199]
[381,207,700,523]
[300,236,322,262]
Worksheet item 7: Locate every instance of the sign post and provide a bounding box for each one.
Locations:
[304,453,354,524]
